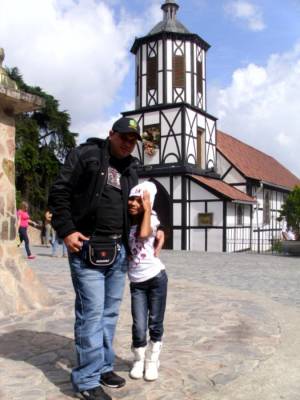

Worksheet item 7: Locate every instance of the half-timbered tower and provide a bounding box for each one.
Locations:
[123,0,219,250]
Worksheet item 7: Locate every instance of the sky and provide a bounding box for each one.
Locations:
[1,0,300,177]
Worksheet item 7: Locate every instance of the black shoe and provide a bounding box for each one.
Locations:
[100,371,126,388]
[78,386,112,400]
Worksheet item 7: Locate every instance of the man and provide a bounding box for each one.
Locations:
[48,117,163,400]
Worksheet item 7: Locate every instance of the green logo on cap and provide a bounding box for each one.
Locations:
[129,119,137,131]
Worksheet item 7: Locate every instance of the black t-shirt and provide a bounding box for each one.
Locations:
[95,155,129,235]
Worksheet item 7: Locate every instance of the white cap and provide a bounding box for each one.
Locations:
[129,181,157,207]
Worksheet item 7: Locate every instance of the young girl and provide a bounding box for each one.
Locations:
[128,181,168,381]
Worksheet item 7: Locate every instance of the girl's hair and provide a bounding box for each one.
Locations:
[21,201,28,210]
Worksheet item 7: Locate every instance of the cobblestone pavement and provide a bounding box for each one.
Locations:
[0,247,300,400]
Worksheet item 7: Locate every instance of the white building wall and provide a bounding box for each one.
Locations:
[190,230,206,252]
[188,180,224,252]
[217,153,231,177]
[207,230,223,252]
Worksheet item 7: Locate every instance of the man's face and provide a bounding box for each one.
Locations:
[109,131,138,159]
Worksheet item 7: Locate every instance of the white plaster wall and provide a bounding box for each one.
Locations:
[162,108,182,134]
[207,230,223,252]
[224,168,246,185]
[190,181,218,201]
[173,203,182,225]
[173,176,182,200]
[202,51,206,111]
[226,203,236,226]
[197,114,206,130]
[154,176,170,195]
[217,152,231,177]
[190,202,205,226]
[185,42,191,72]
[158,40,163,70]
[173,229,181,250]
[207,202,223,226]
[190,229,206,251]
[144,112,159,126]
[158,72,163,103]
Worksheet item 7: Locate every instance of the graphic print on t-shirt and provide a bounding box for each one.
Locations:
[107,166,121,190]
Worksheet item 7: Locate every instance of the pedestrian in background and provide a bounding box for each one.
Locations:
[17,201,35,260]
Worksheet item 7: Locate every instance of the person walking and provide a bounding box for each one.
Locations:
[44,209,53,247]
[51,230,68,257]
[17,201,35,260]
[48,117,164,400]
[127,181,168,382]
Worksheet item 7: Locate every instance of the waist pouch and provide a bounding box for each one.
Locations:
[88,235,121,267]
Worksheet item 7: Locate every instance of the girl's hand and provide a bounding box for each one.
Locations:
[142,190,152,213]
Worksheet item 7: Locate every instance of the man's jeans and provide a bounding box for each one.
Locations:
[130,270,168,348]
[69,244,128,392]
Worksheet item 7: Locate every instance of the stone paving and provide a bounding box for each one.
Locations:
[0,247,300,400]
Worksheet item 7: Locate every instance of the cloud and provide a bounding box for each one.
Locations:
[224,0,266,31]
[209,41,300,177]
[0,0,161,140]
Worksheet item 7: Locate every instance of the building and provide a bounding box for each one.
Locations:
[217,131,300,252]
[123,0,300,252]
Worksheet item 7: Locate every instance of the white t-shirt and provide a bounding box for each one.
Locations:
[128,213,165,283]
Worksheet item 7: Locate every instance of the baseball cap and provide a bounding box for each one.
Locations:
[112,117,142,141]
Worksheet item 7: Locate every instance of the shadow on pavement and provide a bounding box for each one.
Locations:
[0,330,130,398]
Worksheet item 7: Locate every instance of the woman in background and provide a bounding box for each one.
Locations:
[17,201,35,260]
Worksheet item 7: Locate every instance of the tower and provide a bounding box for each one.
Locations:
[123,1,218,249]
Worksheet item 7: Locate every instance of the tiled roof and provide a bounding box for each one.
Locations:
[190,175,256,203]
[217,131,300,190]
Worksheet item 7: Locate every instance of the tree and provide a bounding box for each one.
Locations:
[279,186,300,240]
[7,67,78,220]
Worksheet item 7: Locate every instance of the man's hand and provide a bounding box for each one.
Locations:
[64,232,89,253]
[154,229,165,257]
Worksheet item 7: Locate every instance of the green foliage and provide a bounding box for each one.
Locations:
[272,240,283,254]
[7,67,78,220]
[279,186,300,240]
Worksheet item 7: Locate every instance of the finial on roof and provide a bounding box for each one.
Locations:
[161,0,179,21]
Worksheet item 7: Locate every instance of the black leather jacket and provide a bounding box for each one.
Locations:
[48,138,139,250]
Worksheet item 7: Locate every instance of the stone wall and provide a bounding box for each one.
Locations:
[0,61,52,316]
[0,242,53,318]
[0,109,16,242]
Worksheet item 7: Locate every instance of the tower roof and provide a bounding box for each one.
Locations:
[148,1,190,35]
[131,1,210,54]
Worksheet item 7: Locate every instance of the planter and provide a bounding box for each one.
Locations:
[282,240,300,256]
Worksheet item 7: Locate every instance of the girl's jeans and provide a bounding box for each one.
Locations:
[69,243,128,392]
[130,270,168,348]
[18,227,31,256]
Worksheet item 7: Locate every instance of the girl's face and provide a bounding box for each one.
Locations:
[128,196,144,215]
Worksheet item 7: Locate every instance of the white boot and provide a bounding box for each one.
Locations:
[129,346,146,379]
[144,341,162,381]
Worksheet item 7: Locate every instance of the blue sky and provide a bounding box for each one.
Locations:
[1,0,300,177]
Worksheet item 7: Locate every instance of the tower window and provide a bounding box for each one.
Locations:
[173,55,185,88]
[147,56,157,91]
[197,61,203,94]
[197,128,205,167]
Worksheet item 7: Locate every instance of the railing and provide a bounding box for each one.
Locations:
[226,227,282,254]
